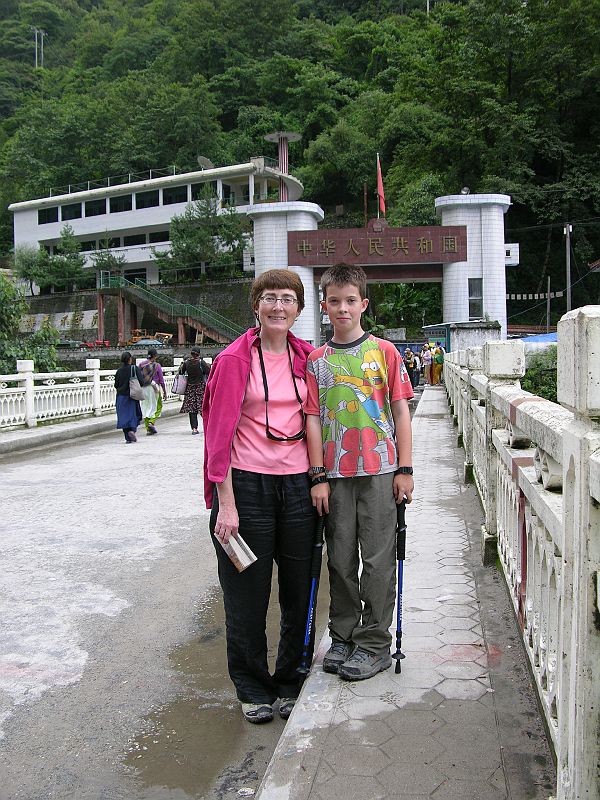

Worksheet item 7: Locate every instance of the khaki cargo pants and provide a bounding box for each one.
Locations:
[325,472,397,655]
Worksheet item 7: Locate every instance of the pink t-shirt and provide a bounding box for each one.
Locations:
[231,347,309,475]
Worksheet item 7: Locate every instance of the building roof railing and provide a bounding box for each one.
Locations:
[9,157,303,211]
[46,156,284,199]
[48,166,182,197]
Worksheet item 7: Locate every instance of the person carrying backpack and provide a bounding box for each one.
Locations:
[139,347,167,434]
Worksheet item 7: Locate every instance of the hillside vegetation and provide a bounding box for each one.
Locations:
[1,0,599,324]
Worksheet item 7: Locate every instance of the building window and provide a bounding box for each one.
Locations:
[85,199,107,217]
[80,240,97,252]
[38,207,59,225]
[61,203,82,221]
[108,237,121,248]
[148,230,170,243]
[135,190,159,209]
[468,278,483,319]
[123,233,146,247]
[109,194,133,213]
[163,185,188,205]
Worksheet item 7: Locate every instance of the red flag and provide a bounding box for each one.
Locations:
[376,153,386,217]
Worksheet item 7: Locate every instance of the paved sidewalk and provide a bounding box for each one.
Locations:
[257,387,556,800]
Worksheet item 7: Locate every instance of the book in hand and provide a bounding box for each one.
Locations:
[219,533,257,573]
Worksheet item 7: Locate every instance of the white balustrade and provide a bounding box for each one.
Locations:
[444,306,600,800]
[0,360,182,430]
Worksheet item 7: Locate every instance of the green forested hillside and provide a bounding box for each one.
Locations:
[1,0,599,322]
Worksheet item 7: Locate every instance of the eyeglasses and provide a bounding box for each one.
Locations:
[259,294,298,306]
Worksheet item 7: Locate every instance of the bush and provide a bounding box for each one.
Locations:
[521,345,557,403]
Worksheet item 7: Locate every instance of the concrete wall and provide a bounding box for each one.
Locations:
[24,280,255,344]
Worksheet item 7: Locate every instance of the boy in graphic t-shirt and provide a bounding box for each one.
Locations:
[306,263,414,681]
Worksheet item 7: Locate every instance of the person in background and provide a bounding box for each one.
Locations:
[139,347,168,435]
[202,269,315,725]
[421,344,433,385]
[114,351,143,443]
[180,346,210,434]
[431,343,444,385]
[403,348,416,389]
[412,351,421,388]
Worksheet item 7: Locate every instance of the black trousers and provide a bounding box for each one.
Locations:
[210,469,315,704]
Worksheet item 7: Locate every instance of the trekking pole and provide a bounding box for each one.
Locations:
[393,500,407,674]
[297,515,326,681]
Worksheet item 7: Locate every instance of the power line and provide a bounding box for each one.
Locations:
[507,264,598,320]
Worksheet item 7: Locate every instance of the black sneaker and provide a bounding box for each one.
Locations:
[322,641,353,674]
[338,647,392,681]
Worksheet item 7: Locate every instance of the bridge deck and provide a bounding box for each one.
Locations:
[0,388,556,799]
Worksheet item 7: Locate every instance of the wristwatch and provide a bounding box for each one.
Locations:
[308,466,326,477]
[395,466,413,475]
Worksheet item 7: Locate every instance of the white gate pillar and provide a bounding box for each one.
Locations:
[248,202,324,344]
[435,194,512,338]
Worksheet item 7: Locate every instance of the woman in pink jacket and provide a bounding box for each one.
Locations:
[202,269,315,724]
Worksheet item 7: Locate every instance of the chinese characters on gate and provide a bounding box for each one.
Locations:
[288,223,467,267]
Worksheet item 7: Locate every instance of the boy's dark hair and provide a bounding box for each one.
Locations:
[120,351,132,364]
[147,347,158,358]
[320,263,367,299]
[190,346,201,355]
[250,269,305,312]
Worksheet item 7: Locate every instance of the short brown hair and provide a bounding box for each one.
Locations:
[250,269,305,312]
[321,263,367,299]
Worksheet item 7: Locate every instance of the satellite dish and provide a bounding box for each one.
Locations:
[197,156,215,170]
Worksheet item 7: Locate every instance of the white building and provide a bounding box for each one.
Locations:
[8,158,303,288]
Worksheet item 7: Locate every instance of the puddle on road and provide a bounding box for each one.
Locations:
[123,575,329,800]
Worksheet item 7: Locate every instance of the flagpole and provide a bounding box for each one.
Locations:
[376,153,380,219]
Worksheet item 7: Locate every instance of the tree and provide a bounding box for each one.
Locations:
[13,243,49,294]
[152,190,250,280]
[90,242,126,279]
[46,224,86,291]
[0,272,59,373]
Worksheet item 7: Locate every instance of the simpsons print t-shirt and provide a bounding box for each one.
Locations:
[306,333,414,479]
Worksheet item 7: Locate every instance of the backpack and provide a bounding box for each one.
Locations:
[138,360,157,386]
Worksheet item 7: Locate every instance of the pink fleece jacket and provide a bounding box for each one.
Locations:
[202,327,314,508]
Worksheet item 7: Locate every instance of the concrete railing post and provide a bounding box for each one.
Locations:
[555,306,600,800]
[481,340,525,562]
[463,346,483,482]
[86,358,101,417]
[17,359,36,428]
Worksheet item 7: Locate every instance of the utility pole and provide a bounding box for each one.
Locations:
[546,276,551,333]
[564,223,572,312]
[32,27,46,69]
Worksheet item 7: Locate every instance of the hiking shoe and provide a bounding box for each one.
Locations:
[278,698,296,720]
[241,702,273,724]
[338,647,392,681]
[146,424,157,435]
[322,641,353,674]
[126,431,137,443]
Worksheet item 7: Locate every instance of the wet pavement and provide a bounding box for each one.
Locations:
[256,386,556,800]
[0,385,555,800]
[0,414,326,800]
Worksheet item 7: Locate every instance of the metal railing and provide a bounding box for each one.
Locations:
[102,275,245,339]
[48,166,182,197]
